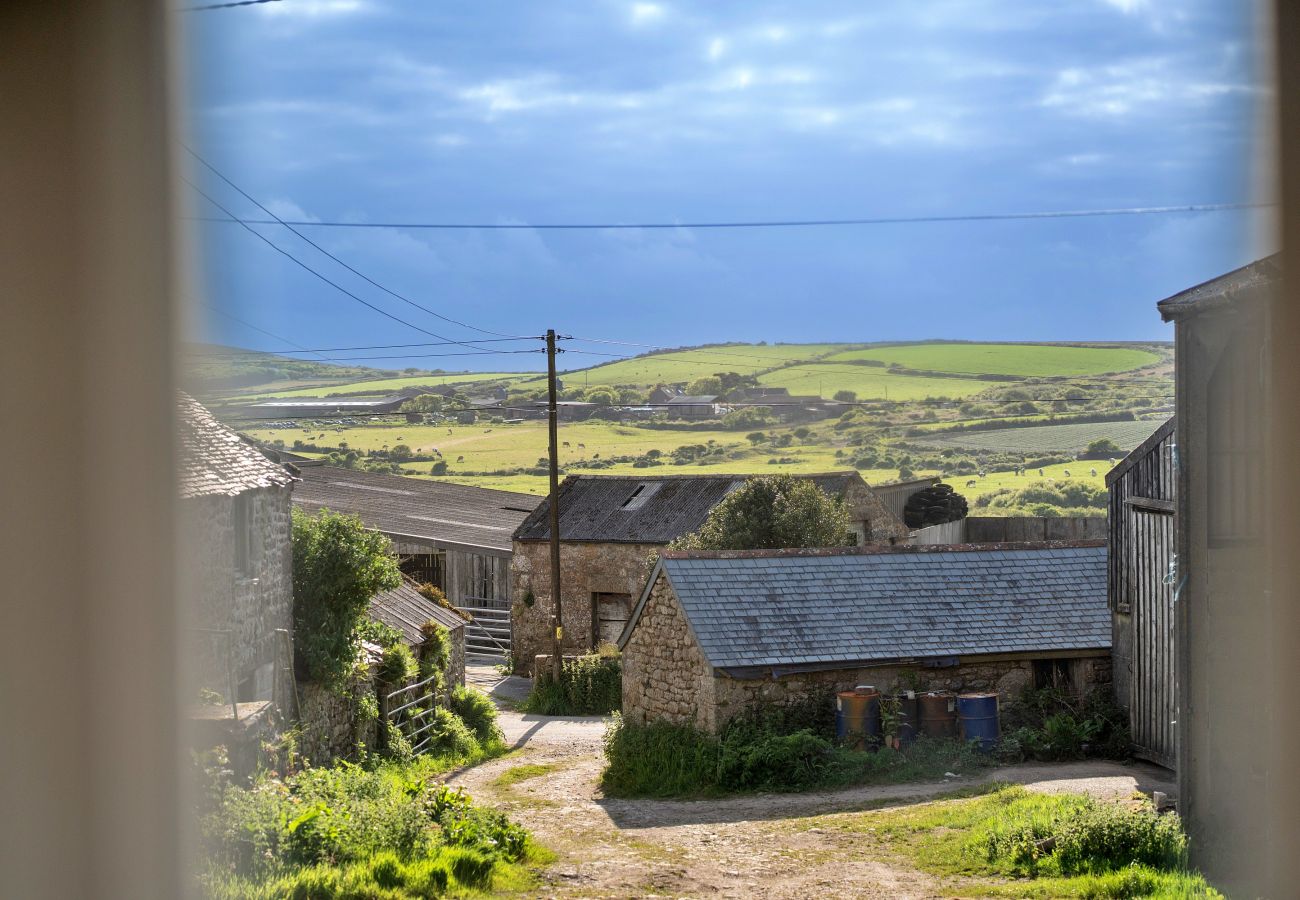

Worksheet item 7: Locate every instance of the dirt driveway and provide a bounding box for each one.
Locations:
[452,668,1175,899]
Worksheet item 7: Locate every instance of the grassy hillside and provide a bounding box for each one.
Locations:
[756,366,989,400]
[241,371,533,399]
[914,418,1165,453]
[823,343,1162,377]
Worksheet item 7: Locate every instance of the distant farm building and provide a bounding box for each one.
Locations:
[509,472,911,674]
[665,394,720,419]
[291,463,541,663]
[239,395,407,419]
[619,544,1111,733]
[1106,417,1176,768]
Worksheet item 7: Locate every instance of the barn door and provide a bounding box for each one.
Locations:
[592,592,632,648]
[1127,505,1176,768]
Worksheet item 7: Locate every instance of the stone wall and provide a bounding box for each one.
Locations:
[297,657,381,765]
[510,539,662,674]
[843,479,911,544]
[623,578,1111,733]
[620,576,712,729]
[179,483,294,710]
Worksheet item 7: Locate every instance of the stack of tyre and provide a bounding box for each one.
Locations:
[903,483,969,529]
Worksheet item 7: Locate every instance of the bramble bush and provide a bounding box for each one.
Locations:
[522,652,622,716]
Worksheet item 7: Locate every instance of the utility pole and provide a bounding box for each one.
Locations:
[546,329,564,684]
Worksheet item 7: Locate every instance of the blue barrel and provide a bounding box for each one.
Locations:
[957,692,1000,751]
[835,688,882,750]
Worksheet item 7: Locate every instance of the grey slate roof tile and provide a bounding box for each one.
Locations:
[178,392,295,499]
[653,545,1109,669]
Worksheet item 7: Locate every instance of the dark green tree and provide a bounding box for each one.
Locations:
[291,509,401,687]
[669,475,853,551]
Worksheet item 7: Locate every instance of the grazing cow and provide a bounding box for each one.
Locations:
[1039,468,1045,476]
[484,429,492,433]
[578,443,586,449]
[1090,467,1097,477]
[966,480,977,488]
[563,441,570,447]
[1064,469,1072,477]
[457,455,464,463]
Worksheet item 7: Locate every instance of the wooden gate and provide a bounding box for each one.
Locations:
[457,595,512,665]
[1127,505,1176,768]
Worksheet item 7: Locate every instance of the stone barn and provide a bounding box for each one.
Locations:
[617,543,1111,733]
[178,392,296,714]
[509,471,911,674]
[369,576,469,691]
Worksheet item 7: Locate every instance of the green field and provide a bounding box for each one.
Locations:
[823,343,1162,377]
[757,365,988,400]
[241,371,534,399]
[946,460,1109,502]
[916,418,1166,453]
[531,343,858,390]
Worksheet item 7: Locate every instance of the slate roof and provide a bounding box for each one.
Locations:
[293,464,540,553]
[178,393,295,499]
[620,543,1109,672]
[1158,254,1279,322]
[667,394,718,404]
[369,577,465,647]
[514,472,867,544]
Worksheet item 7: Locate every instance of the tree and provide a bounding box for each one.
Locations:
[430,460,448,475]
[686,375,723,396]
[746,431,768,445]
[669,475,853,551]
[722,406,774,430]
[1084,437,1122,458]
[390,444,413,461]
[833,389,857,402]
[584,387,618,406]
[400,394,444,414]
[291,509,401,686]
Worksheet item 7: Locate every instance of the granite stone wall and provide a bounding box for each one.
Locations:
[180,483,295,709]
[620,576,712,729]
[510,540,662,674]
[297,658,380,765]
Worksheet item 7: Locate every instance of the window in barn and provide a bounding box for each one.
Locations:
[233,493,255,578]
[1207,331,1264,547]
[1033,659,1074,691]
[621,482,660,509]
[401,552,445,590]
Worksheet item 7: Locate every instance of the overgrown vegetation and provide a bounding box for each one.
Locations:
[852,785,1220,898]
[198,753,542,899]
[600,703,992,798]
[291,509,401,687]
[997,686,1131,763]
[522,652,622,715]
[667,473,854,551]
[974,480,1109,518]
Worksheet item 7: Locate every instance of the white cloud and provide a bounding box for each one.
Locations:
[706,37,726,62]
[263,198,318,222]
[1041,59,1249,118]
[258,0,366,17]
[1100,0,1148,13]
[629,2,665,26]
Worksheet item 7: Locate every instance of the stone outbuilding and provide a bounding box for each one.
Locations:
[618,542,1111,733]
[368,576,469,692]
[509,472,912,674]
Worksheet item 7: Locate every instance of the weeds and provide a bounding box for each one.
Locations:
[521,654,621,715]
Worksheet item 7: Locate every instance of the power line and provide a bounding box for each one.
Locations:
[285,349,543,363]
[201,303,332,363]
[184,147,527,342]
[185,0,282,10]
[185,177,536,353]
[192,201,1267,231]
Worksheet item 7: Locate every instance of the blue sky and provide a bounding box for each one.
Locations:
[186,0,1267,374]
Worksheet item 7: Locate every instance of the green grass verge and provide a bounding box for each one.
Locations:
[836,785,1220,898]
[491,762,560,789]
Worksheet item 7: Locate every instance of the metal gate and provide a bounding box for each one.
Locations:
[457,595,512,665]
[1128,506,1176,768]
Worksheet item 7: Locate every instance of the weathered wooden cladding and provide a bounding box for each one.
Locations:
[1107,417,1176,768]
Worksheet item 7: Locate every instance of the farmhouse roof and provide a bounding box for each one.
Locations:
[619,543,1109,673]
[1158,254,1280,322]
[667,394,718,404]
[513,471,868,544]
[1105,417,1175,488]
[293,464,540,554]
[177,392,295,499]
[369,577,465,647]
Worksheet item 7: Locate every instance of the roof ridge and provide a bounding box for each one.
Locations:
[660,540,1106,560]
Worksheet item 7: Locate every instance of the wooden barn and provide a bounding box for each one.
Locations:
[1106,417,1176,768]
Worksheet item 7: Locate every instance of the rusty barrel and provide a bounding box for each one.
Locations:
[957,693,1000,751]
[918,690,958,739]
[835,686,882,750]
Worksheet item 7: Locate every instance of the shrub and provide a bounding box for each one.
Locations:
[668,475,854,551]
[522,654,621,715]
[449,685,502,745]
[600,715,721,798]
[376,643,415,686]
[426,706,479,757]
[717,728,832,790]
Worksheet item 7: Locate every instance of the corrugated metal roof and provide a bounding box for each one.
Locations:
[624,544,1109,669]
[178,393,295,499]
[293,465,540,553]
[513,472,865,544]
[369,578,465,646]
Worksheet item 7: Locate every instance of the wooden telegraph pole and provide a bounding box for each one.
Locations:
[545,329,564,683]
